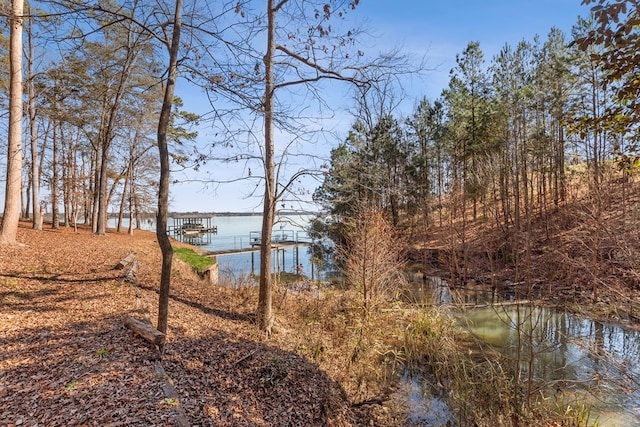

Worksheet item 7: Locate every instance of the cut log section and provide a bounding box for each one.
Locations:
[201,263,219,285]
[115,252,136,270]
[124,316,165,347]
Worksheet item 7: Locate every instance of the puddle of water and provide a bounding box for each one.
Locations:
[394,372,453,426]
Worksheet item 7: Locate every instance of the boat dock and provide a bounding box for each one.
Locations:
[168,213,218,235]
[206,230,312,256]
[205,230,313,277]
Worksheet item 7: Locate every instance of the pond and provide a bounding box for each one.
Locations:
[405,277,640,427]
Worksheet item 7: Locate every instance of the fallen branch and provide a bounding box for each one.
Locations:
[233,349,259,366]
[155,361,190,427]
[351,397,388,408]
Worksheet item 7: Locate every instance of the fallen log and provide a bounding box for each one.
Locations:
[155,361,190,427]
[124,260,138,283]
[124,316,165,347]
[115,252,136,270]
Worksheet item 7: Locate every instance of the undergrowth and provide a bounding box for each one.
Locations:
[277,285,596,426]
[398,308,596,426]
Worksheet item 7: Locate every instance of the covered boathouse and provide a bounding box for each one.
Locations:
[169,213,217,234]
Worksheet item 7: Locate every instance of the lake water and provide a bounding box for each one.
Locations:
[462,306,640,426]
[109,214,317,284]
[189,214,316,285]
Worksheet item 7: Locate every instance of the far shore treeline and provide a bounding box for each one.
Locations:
[101,211,316,219]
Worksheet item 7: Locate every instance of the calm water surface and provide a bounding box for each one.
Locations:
[408,278,640,426]
[111,214,316,283]
[462,306,640,426]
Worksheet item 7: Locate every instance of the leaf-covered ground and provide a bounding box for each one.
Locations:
[0,223,357,426]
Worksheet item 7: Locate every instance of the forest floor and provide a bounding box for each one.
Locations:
[3,179,640,427]
[0,222,387,427]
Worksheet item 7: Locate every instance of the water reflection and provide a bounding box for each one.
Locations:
[410,277,640,426]
[395,373,453,426]
[173,232,213,246]
[467,306,640,425]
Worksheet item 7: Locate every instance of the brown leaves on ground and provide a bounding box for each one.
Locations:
[0,222,354,427]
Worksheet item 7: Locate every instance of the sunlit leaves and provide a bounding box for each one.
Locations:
[576,0,640,169]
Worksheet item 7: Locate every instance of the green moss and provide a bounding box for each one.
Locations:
[173,247,216,272]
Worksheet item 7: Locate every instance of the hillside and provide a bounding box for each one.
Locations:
[2,175,639,426]
[409,175,640,327]
[0,223,373,426]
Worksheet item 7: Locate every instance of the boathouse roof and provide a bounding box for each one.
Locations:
[170,213,214,219]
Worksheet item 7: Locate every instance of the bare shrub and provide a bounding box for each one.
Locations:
[338,207,407,318]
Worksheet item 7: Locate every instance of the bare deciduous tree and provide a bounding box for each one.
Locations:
[156,0,183,340]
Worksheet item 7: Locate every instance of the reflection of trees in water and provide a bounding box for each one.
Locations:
[219,264,256,289]
[517,308,640,421]
[457,303,640,423]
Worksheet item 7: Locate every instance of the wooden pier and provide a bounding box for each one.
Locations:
[206,230,311,256]
[205,230,312,276]
[206,241,309,256]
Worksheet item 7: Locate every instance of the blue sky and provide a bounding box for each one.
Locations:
[0,1,592,215]
[171,0,592,213]
[357,1,590,109]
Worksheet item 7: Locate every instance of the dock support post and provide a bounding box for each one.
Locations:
[281,249,286,273]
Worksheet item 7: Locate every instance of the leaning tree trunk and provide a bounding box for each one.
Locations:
[156,0,183,341]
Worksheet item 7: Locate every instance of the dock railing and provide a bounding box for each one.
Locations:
[249,230,311,246]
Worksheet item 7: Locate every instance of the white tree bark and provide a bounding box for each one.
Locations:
[0,0,24,245]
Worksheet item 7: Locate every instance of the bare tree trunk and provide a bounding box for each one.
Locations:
[96,142,110,235]
[591,69,600,187]
[91,149,99,231]
[156,0,182,341]
[117,163,130,233]
[61,125,71,227]
[0,0,24,245]
[80,150,89,225]
[257,0,278,335]
[27,15,41,231]
[71,140,79,231]
[134,194,141,230]
[23,172,29,219]
[128,170,134,235]
[52,121,60,229]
